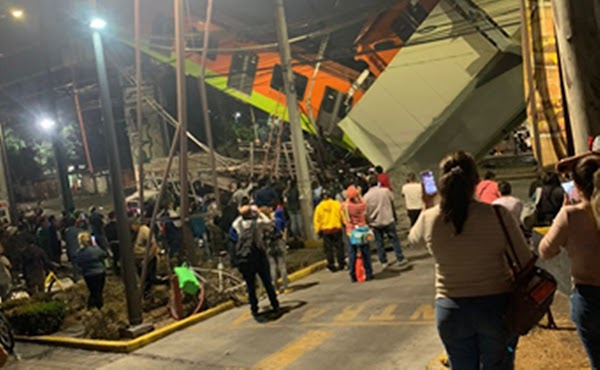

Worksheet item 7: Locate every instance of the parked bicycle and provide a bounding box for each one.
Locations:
[167,251,246,320]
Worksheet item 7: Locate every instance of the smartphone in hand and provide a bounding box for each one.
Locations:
[420,171,438,195]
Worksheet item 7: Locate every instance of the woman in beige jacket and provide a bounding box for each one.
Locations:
[409,151,532,370]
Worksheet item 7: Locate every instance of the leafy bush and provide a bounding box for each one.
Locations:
[5,300,66,336]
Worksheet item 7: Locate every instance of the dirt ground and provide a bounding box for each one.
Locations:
[47,246,325,340]
[515,293,590,369]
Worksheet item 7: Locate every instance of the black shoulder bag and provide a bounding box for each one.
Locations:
[493,206,558,335]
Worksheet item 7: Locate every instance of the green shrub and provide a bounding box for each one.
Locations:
[5,300,66,336]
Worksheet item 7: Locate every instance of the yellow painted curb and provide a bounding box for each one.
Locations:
[287,260,327,283]
[16,259,328,353]
[16,300,236,353]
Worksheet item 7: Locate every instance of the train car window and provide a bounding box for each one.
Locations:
[407,2,428,24]
[391,14,417,41]
[189,31,219,61]
[228,51,259,96]
[391,3,428,42]
[150,15,174,56]
[207,37,219,61]
[322,86,352,119]
[270,64,308,101]
[321,87,337,114]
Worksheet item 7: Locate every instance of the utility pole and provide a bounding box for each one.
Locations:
[552,0,600,154]
[134,0,144,216]
[174,0,196,263]
[274,0,315,240]
[91,26,143,326]
[197,0,220,212]
[518,0,543,168]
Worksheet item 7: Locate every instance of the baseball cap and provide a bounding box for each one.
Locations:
[556,135,600,173]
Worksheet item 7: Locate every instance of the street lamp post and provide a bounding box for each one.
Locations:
[90,18,143,327]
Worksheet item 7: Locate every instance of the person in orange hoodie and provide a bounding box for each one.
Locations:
[476,171,500,204]
[313,189,345,272]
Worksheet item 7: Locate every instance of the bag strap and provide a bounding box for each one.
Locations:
[493,205,523,272]
[478,182,491,199]
[343,202,351,225]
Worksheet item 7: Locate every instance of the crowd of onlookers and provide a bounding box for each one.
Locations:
[0,139,599,369]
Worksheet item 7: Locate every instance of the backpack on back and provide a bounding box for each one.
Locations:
[235,220,259,265]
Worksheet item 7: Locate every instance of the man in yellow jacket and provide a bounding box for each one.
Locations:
[313,189,346,272]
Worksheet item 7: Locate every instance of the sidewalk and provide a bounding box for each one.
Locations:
[9,249,443,369]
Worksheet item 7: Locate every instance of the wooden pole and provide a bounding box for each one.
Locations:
[134,0,144,216]
[271,120,285,179]
[261,122,275,178]
[196,0,220,211]
[71,67,95,174]
[519,0,543,168]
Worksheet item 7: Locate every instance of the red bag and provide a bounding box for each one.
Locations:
[493,206,557,335]
[355,252,366,282]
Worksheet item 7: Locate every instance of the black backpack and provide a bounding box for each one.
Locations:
[235,220,261,264]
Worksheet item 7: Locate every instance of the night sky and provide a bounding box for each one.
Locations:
[0,0,394,176]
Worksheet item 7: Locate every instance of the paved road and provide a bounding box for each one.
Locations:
[8,248,442,369]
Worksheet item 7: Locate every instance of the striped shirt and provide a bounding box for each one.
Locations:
[409,201,533,299]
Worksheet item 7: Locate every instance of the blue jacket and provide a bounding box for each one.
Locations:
[274,207,286,237]
[190,206,207,238]
[76,245,107,277]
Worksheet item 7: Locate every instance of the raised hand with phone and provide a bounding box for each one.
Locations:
[420,171,439,209]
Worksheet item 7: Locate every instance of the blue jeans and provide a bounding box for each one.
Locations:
[288,211,302,238]
[436,294,518,370]
[347,242,373,282]
[571,285,600,369]
[372,223,405,264]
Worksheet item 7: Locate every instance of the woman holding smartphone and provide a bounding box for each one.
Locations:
[539,156,600,368]
[409,151,532,369]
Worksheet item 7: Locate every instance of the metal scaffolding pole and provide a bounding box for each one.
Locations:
[134,0,144,216]
[174,0,195,263]
[197,0,220,211]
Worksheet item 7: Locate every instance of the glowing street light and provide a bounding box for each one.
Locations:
[38,117,56,131]
[10,9,24,19]
[89,17,106,30]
